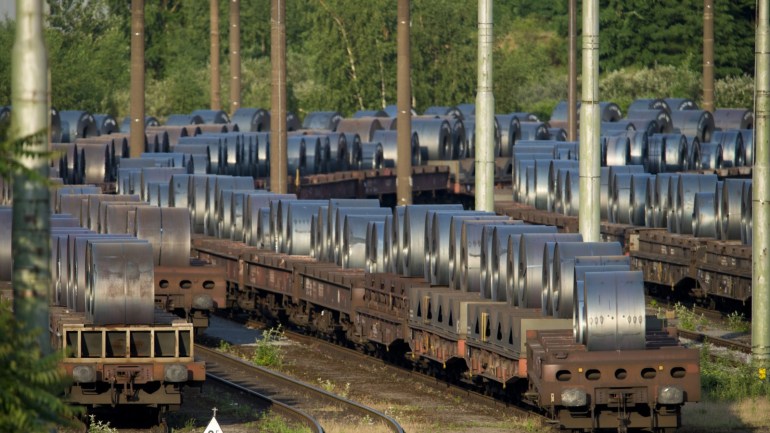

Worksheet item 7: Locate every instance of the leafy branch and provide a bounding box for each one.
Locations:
[0,128,56,185]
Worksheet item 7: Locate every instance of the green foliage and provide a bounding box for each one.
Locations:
[673,302,706,331]
[217,339,232,353]
[700,343,770,400]
[251,325,285,369]
[316,377,350,398]
[86,415,118,433]
[715,74,754,109]
[726,311,751,334]
[600,64,701,114]
[0,301,79,432]
[0,129,55,185]
[256,411,311,433]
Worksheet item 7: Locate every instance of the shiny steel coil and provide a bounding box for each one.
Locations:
[607,166,643,223]
[69,234,135,311]
[359,142,384,170]
[336,117,382,142]
[140,167,186,201]
[448,216,509,290]
[720,179,746,241]
[277,200,325,254]
[55,185,101,213]
[739,129,754,165]
[287,135,307,176]
[446,117,467,159]
[301,135,321,175]
[255,207,272,250]
[571,260,632,342]
[676,174,718,235]
[490,225,557,304]
[713,108,753,130]
[286,112,302,131]
[599,102,623,121]
[741,180,753,245]
[391,206,406,275]
[60,110,97,142]
[86,241,154,325]
[550,244,623,319]
[325,133,349,171]
[479,222,528,299]
[628,98,670,113]
[342,214,387,269]
[524,166,536,206]
[178,135,223,172]
[0,207,11,280]
[188,175,209,233]
[191,109,230,124]
[666,175,681,232]
[548,128,567,142]
[103,203,150,234]
[196,123,230,134]
[626,108,672,133]
[517,232,582,308]
[51,228,91,306]
[496,114,521,157]
[554,167,577,215]
[166,113,204,126]
[693,192,718,238]
[366,220,388,273]
[205,176,253,236]
[553,141,578,160]
[285,201,325,255]
[629,174,654,226]
[600,167,610,220]
[412,118,453,160]
[80,141,111,184]
[456,103,476,119]
[218,189,259,240]
[352,109,389,118]
[532,160,552,210]
[578,271,646,351]
[646,134,665,174]
[699,142,723,170]
[604,134,630,166]
[665,98,698,111]
[460,221,519,294]
[662,133,688,172]
[302,111,342,131]
[518,121,550,141]
[652,174,676,228]
[332,206,390,265]
[310,206,327,259]
[610,173,634,224]
[372,130,421,167]
[169,173,193,208]
[252,132,271,176]
[509,112,540,122]
[563,169,581,217]
[512,157,537,202]
[402,204,463,277]
[671,109,714,142]
[601,120,635,137]
[134,207,191,266]
[326,199,380,262]
[423,106,463,118]
[92,114,119,135]
[685,136,700,170]
[548,160,579,213]
[424,209,484,282]
[712,130,745,168]
[87,194,141,232]
[428,211,497,285]
[231,107,270,132]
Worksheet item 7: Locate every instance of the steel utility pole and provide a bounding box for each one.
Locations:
[11,0,50,352]
[567,0,577,141]
[229,0,241,114]
[396,0,412,206]
[210,0,221,111]
[129,0,145,158]
[752,0,770,373]
[475,0,494,212]
[702,0,715,113]
[579,0,600,242]
[270,0,288,193]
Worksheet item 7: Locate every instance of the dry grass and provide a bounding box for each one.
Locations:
[680,397,770,432]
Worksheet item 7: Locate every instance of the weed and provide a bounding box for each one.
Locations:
[316,377,351,398]
[251,325,285,368]
[87,415,118,433]
[726,311,750,333]
[700,343,770,400]
[170,418,197,433]
[649,299,659,309]
[257,411,311,433]
[218,339,232,353]
[673,302,706,331]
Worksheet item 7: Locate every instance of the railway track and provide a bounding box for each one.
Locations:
[195,344,405,433]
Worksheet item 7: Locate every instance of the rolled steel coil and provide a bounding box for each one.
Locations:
[601,120,635,137]
[607,165,643,223]
[549,100,571,124]
[713,130,745,168]
[741,180,753,245]
[532,160,552,210]
[670,109,714,143]
[572,259,632,342]
[604,134,630,166]
[512,157,537,202]
[449,217,508,290]
[169,174,193,208]
[166,113,204,126]
[334,207,390,264]
[599,167,610,220]
[646,134,665,174]
[372,130,420,167]
[86,240,155,325]
[739,129,754,165]
[191,109,230,124]
[424,209,472,281]
[391,206,406,275]
[402,204,463,278]
[49,107,63,142]
[479,222,529,299]
[0,207,11,281]
[555,168,577,215]
[412,118,453,160]
[276,199,325,254]
[187,175,209,234]
[685,136,700,170]
[285,201,325,255]
[553,141,578,160]
[518,121,550,141]
[87,194,141,232]
[676,174,718,235]
[302,135,322,175]
[496,114,521,157]
[423,106,463,119]
[102,203,149,234]
[713,108,753,130]
[205,175,254,236]
[336,117,382,142]
[456,103,476,119]
[665,98,698,111]
[666,175,681,232]
[51,228,91,306]
[55,185,101,214]
[366,220,388,273]
[352,109,389,118]
[547,127,567,142]
[460,221,519,294]
[699,142,723,170]
[550,243,623,319]
[77,140,112,184]
[231,108,270,132]
[599,102,623,121]
[610,173,633,224]
[140,167,186,202]
[490,225,557,304]
[693,192,718,238]
[652,173,675,228]
[720,179,746,241]
[548,160,579,213]
[178,135,223,172]
[68,234,135,311]
[134,207,191,266]
[252,132,271,176]
[428,211,496,285]
[628,98,670,113]
[578,270,646,351]
[563,170,581,217]
[287,135,307,176]
[60,110,97,142]
[196,123,231,135]
[310,206,328,259]
[625,130,649,167]
[255,207,272,250]
[517,233,582,308]
[219,189,262,240]
[300,111,340,131]
[448,117,467,159]
[626,108,672,133]
[326,199,380,262]
[342,214,387,269]
[629,174,654,226]
[92,114,119,135]
[324,133,349,171]
[662,133,688,172]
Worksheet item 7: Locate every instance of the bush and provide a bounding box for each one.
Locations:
[600,64,700,115]
[251,325,285,369]
[715,74,754,109]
